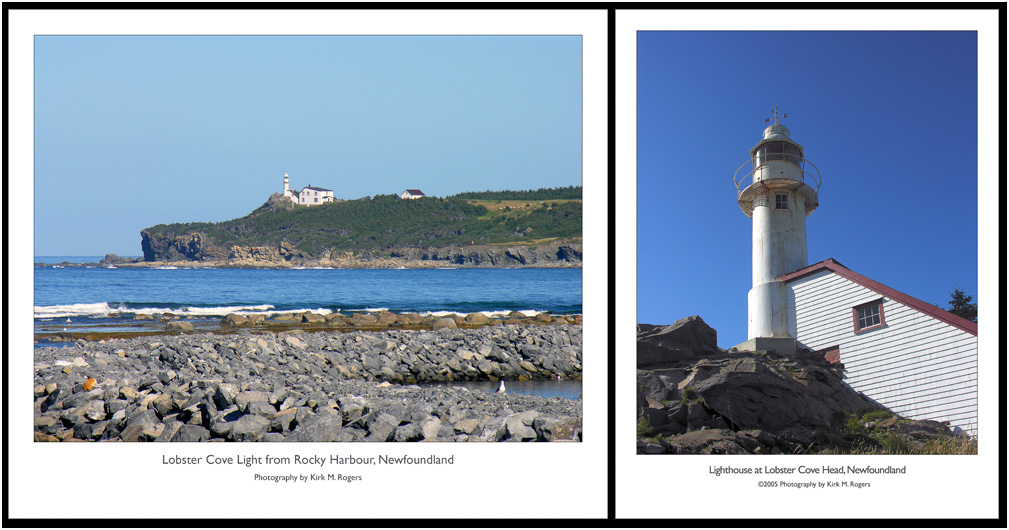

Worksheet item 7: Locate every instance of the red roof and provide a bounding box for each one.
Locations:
[778,258,977,336]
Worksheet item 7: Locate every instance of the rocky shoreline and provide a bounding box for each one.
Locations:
[34,324,582,442]
[37,310,582,344]
[122,237,584,269]
[637,316,970,454]
[37,251,582,270]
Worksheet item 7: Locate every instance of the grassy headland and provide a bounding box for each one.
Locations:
[139,187,582,264]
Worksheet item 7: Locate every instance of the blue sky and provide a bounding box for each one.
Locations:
[34,35,582,256]
[636,31,979,348]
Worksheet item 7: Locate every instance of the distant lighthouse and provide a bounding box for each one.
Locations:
[283,172,291,195]
[733,107,821,353]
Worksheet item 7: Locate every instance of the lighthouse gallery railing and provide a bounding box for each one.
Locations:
[732,155,822,199]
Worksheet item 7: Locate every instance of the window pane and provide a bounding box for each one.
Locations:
[857,304,881,330]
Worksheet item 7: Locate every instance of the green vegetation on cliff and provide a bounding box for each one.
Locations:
[448,186,582,201]
[142,189,581,256]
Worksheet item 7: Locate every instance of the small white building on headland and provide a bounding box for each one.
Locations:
[400,189,426,200]
[731,110,978,435]
[283,173,334,206]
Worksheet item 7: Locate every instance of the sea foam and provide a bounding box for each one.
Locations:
[129,304,277,316]
[418,309,545,318]
[34,302,114,318]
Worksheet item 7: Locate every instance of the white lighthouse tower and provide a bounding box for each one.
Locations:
[282,172,297,203]
[732,107,821,354]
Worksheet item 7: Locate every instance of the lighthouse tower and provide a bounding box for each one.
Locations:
[282,172,298,204]
[732,108,821,353]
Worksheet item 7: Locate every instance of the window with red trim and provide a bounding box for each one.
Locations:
[852,299,885,333]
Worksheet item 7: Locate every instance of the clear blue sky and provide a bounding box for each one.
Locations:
[34,35,582,256]
[637,31,979,348]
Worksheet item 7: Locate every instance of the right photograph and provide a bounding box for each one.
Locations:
[636,31,979,455]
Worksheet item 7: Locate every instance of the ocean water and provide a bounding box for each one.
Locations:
[34,260,582,320]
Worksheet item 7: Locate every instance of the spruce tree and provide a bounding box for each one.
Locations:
[947,287,978,322]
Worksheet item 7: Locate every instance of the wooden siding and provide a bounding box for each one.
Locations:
[787,269,978,435]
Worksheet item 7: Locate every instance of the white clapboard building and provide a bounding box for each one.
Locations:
[282,173,334,206]
[732,111,978,435]
[400,189,426,200]
[780,258,978,434]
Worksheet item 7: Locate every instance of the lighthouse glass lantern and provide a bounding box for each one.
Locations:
[733,115,822,341]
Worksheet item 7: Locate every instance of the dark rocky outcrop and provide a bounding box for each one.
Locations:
[137,235,583,268]
[637,316,718,367]
[140,231,230,262]
[384,242,582,268]
[637,316,969,454]
[98,254,141,266]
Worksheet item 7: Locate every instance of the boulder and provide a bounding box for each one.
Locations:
[350,313,379,327]
[392,422,424,442]
[463,313,491,325]
[504,410,539,441]
[301,313,326,324]
[172,425,211,442]
[632,318,956,455]
[165,321,194,333]
[376,311,398,325]
[221,313,248,327]
[432,318,457,330]
[230,414,271,442]
[286,410,344,442]
[637,316,718,367]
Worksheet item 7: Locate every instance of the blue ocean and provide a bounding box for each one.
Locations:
[34,256,582,325]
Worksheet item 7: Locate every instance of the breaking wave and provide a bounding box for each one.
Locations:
[34,303,286,318]
[34,302,115,318]
[418,309,545,318]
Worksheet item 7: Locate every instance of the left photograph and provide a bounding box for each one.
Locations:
[33,35,584,443]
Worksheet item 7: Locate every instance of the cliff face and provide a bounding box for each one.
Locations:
[139,229,582,268]
[390,243,582,267]
[140,231,225,262]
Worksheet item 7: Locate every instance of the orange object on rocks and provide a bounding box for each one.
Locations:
[83,378,96,391]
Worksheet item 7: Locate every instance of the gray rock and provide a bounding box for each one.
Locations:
[213,384,237,409]
[432,318,458,330]
[473,417,507,442]
[302,313,326,324]
[166,321,194,333]
[126,408,161,431]
[505,410,539,441]
[235,391,271,408]
[246,401,277,418]
[172,424,211,442]
[156,420,184,442]
[230,414,271,442]
[286,410,344,442]
[363,413,399,442]
[533,416,581,441]
[637,316,718,367]
[420,418,442,440]
[222,314,248,327]
[392,422,423,442]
